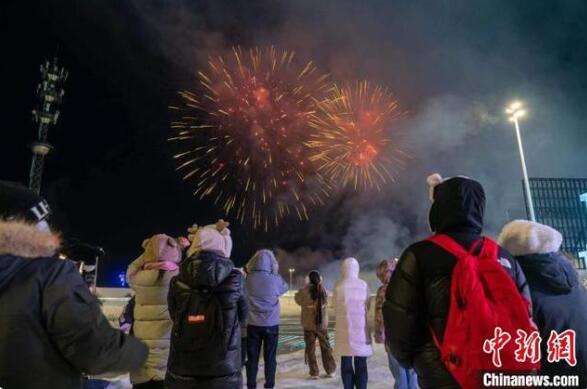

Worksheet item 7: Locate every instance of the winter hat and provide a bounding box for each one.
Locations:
[498,220,563,257]
[427,173,445,202]
[376,258,397,283]
[142,234,182,264]
[187,224,232,258]
[0,181,51,224]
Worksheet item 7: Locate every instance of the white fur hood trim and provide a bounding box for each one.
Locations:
[498,219,563,257]
[0,220,60,258]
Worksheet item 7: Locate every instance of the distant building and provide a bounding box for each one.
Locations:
[526,178,587,269]
[580,193,587,269]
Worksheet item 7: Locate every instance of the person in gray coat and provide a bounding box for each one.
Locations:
[245,249,288,389]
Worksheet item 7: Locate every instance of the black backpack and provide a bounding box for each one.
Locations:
[172,285,228,359]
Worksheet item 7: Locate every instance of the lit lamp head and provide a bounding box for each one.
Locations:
[505,101,527,122]
[288,268,295,273]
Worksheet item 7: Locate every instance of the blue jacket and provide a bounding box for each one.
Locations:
[245,250,288,327]
[516,252,587,380]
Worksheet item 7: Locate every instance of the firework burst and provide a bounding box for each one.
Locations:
[170,47,331,230]
[308,81,404,190]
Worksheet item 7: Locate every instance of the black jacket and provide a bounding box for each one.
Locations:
[516,252,587,382]
[0,222,148,389]
[383,177,531,389]
[166,250,247,389]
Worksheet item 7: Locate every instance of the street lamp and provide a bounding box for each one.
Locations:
[288,268,295,291]
[506,101,536,222]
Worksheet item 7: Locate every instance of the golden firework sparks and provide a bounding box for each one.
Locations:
[170,46,331,230]
[308,81,405,191]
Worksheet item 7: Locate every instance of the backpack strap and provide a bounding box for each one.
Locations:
[425,234,492,350]
[427,234,485,259]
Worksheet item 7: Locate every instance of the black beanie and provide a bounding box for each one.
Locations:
[0,181,51,223]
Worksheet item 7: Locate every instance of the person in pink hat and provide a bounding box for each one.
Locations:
[126,234,183,388]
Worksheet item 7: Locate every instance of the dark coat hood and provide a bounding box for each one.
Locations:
[516,252,579,294]
[429,176,485,234]
[178,250,234,289]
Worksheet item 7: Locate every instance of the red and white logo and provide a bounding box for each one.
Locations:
[188,314,206,324]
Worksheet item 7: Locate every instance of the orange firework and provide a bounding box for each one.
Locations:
[308,81,404,190]
[169,47,331,230]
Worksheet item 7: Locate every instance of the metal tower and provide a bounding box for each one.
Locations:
[28,57,68,194]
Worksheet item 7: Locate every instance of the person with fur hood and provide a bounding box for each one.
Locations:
[383,174,532,389]
[245,249,288,389]
[334,257,372,389]
[0,181,148,389]
[126,234,182,388]
[166,221,248,389]
[374,259,417,389]
[294,270,336,379]
[499,220,587,383]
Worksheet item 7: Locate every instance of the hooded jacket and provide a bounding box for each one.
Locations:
[166,250,247,389]
[126,234,181,384]
[334,257,373,357]
[0,220,148,389]
[245,249,288,327]
[499,220,587,381]
[383,176,531,389]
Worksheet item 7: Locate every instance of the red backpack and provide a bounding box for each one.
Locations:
[427,234,540,388]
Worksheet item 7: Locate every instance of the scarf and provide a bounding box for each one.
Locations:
[143,260,179,272]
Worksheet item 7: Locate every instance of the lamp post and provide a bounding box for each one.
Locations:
[288,268,295,291]
[506,101,536,222]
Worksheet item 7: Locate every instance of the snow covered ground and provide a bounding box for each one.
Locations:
[264,343,395,389]
[98,289,398,388]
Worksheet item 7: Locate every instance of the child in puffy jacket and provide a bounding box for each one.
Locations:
[375,259,418,389]
[294,270,336,379]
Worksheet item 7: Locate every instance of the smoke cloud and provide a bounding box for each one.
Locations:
[125,0,587,285]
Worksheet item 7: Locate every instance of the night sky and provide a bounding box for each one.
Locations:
[2,1,587,286]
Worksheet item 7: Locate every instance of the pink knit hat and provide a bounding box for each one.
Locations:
[187,222,232,258]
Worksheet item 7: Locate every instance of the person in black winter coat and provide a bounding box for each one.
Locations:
[0,181,148,389]
[499,220,587,384]
[166,224,248,389]
[383,174,532,389]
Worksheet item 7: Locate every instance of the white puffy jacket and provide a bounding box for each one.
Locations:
[334,257,373,357]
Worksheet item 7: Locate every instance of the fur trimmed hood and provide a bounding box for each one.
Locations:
[498,220,563,257]
[0,220,60,258]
